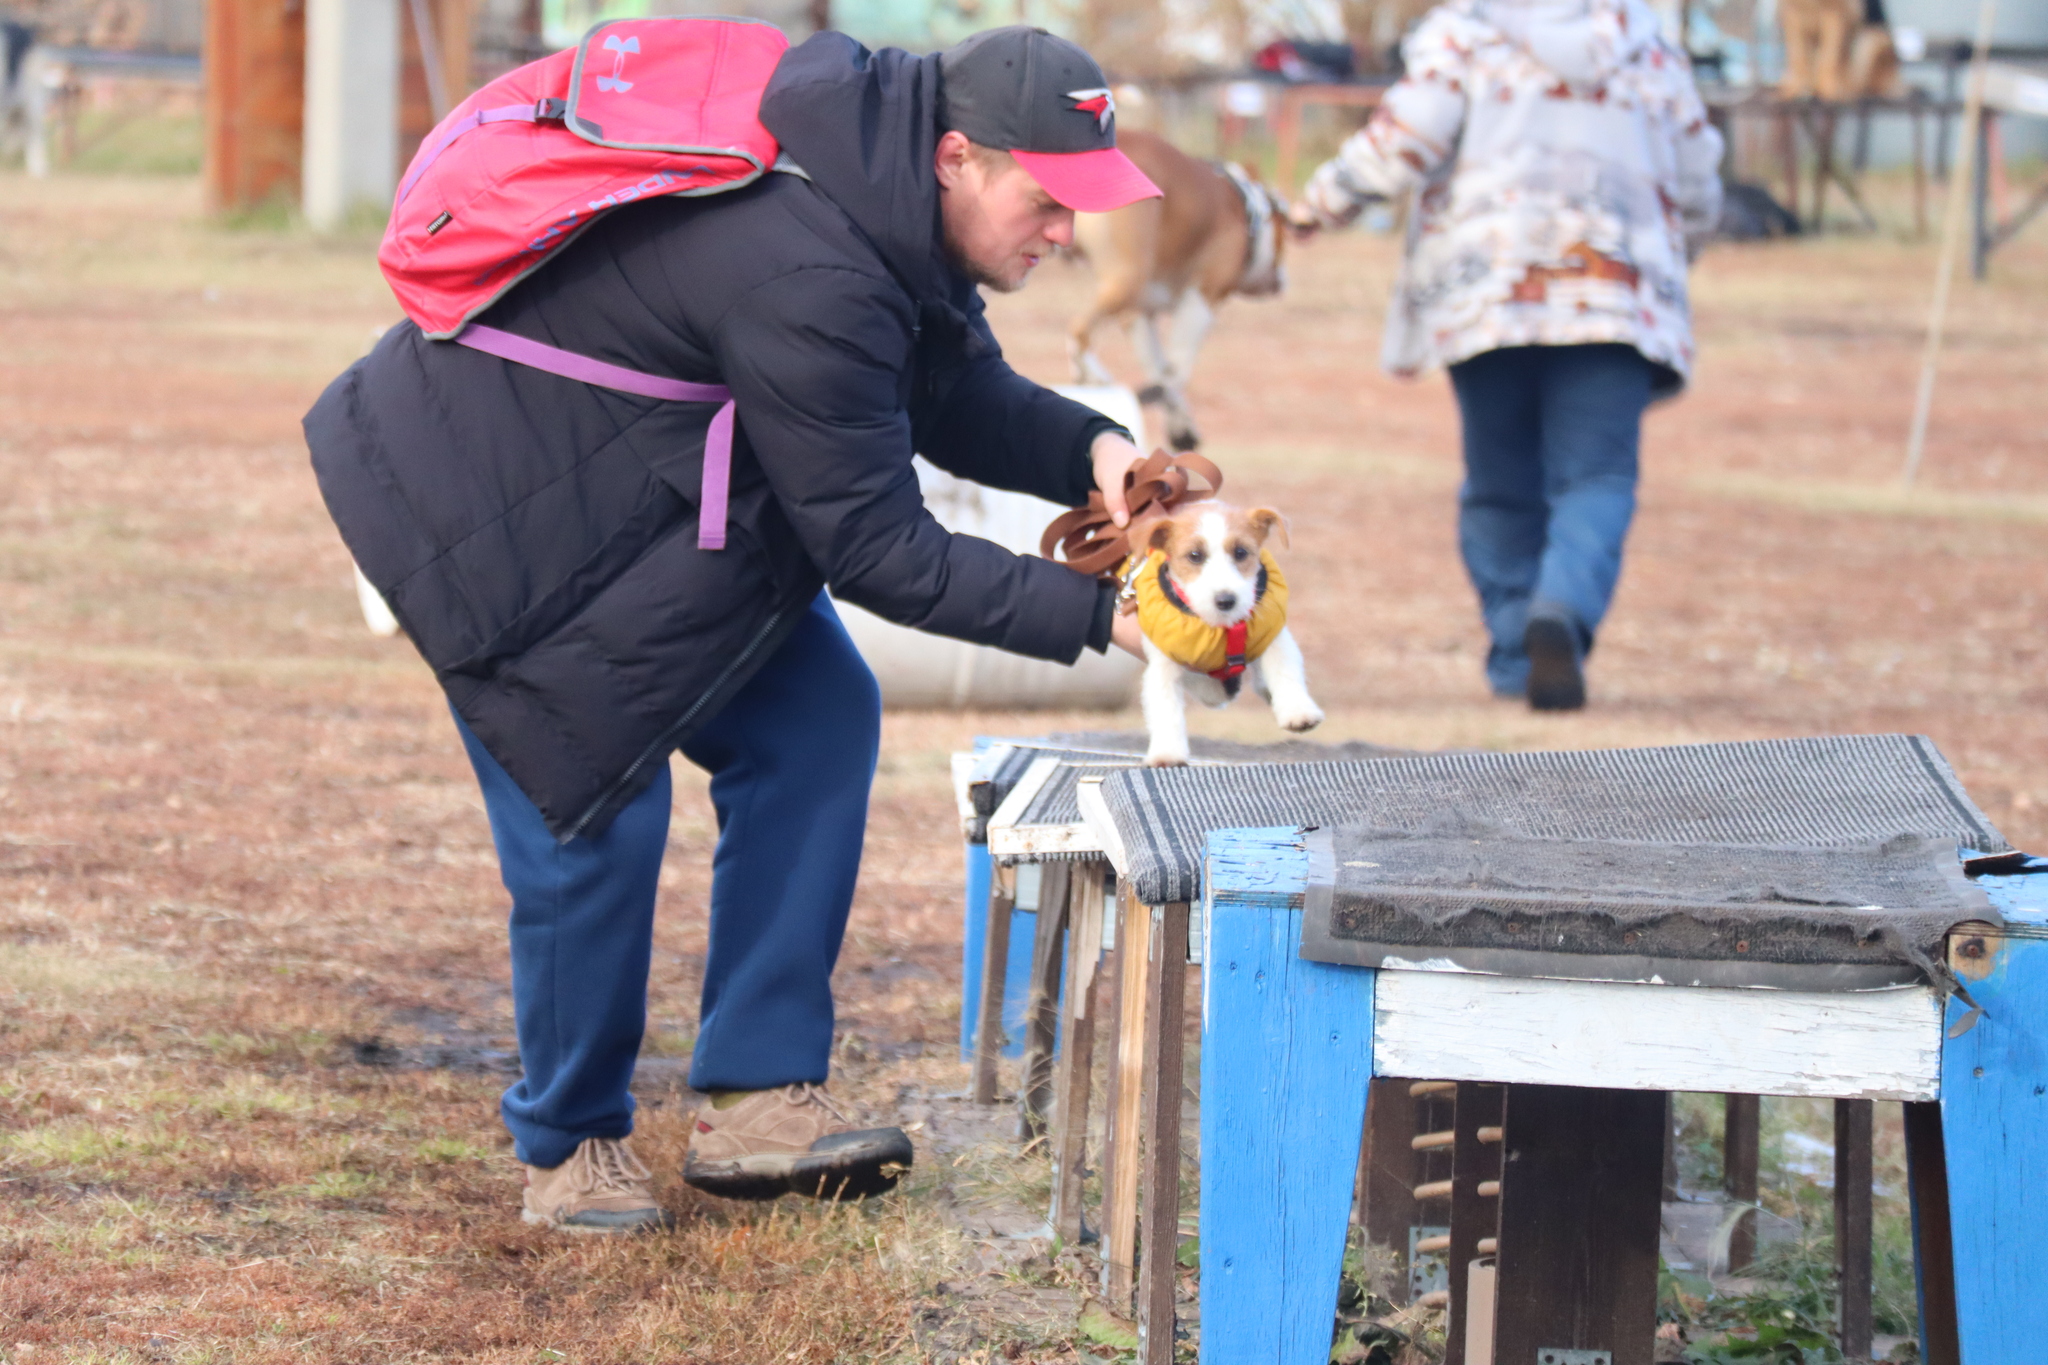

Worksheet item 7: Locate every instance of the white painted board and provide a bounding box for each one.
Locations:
[1371,969,1943,1101]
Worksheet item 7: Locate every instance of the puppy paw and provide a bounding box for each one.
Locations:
[1145,753,1190,768]
[1276,704,1324,733]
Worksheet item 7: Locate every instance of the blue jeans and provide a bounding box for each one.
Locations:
[456,593,882,1168]
[1447,344,1654,696]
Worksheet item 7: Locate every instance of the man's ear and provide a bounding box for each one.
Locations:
[934,129,973,191]
[1245,507,1289,548]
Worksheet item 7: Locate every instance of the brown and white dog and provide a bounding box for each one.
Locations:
[1068,130,1289,452]
[1128,501,1322,767]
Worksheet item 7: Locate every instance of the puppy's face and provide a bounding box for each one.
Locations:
[1147,503,1287,628]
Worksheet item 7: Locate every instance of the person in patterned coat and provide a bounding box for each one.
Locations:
[1293,0,1723,709]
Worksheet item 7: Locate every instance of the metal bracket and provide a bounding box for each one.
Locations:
[1536,1352,1611,1365]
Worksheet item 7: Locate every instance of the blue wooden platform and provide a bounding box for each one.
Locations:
[1197,826,2048,1365]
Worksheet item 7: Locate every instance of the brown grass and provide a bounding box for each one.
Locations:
[0,169,2044,1361]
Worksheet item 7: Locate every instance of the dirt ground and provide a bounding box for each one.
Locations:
[0,171,2043,1363]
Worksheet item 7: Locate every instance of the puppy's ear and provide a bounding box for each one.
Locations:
[1145,518,1177,553]
[1245,507,1290,548]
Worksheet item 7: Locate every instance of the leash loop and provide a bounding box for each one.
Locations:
[1039,449,1224,578]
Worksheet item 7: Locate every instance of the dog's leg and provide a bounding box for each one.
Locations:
[1140,638,1192,767]
[1252,628,1324,734]
[1159,290,1215,451]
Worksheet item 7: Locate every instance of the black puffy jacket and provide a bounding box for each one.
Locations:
[305,33,1120,840]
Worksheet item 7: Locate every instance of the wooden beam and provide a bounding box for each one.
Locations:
[1104,883,1152,1307]
[1902,1100,1960,1365]
[1724,1094,1760,1273]
[1136,902,1190,1365]
[1492,1085,1666,1365]
[1050,863,1105,1244]
[203,0,305,214]
[972,868,1015,1106]
[1834,1097,1874,1359]
[1358,1078,1422,1301]
[1017,861,1072,1140]
[1443,1082,1503,1365]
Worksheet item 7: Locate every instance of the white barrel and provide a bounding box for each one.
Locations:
[833,385,1145,709]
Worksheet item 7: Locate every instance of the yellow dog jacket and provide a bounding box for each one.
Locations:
[1127,548,1289,687]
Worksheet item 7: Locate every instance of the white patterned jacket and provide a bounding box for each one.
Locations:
[1299,0,1724,392]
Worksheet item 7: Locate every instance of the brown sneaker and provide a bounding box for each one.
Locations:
[683,1084,913,1202]
[521,1136,672,1233]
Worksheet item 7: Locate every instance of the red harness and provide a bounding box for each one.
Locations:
[1160,569,1253,683]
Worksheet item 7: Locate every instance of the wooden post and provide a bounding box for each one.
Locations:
[1834,1098,1874,1360]
[1936,913,2048,1363]
[1136,902,1190,1365]
[1104,884,1153,1306]
[1913,98,1929,239]
[1443,1082,1504,1365]
[203,0,305,214]
[1017,861,1072,1140]
[1492,1085,1666,1365]
[1662,1092,1681,1202]
[1724,1093,1760,1273]
[1199,827,1374,1365]
[1050,863,1105,1244]
[1811,104,1836,230]
[1902,1100,1960,1365]
[1358,1078,1422,1299]
[1776,104,1800,227]
[972,866,1015,1105]
[1274,87,1302,193]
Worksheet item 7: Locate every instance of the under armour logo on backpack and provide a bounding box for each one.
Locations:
[1065,87,1115,131]
[596,33,639,93]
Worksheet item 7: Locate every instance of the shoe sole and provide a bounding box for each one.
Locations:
[520,1207,673,1234]
[1524,617,1586,712]
[683,1130,914,1203]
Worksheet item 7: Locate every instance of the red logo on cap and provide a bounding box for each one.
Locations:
[1065,87,1115,131]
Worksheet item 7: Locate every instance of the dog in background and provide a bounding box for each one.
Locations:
[1068,129,1290,452]
[1780,0,1902,101]
[1125,500,1322,766]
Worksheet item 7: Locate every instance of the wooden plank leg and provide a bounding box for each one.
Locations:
[1199,828,1374,1365]
[1050,863,1104,1243]
[1834,1097,1874,1360]
[1492,1085,1665,1365]
[1017,861,1072,1140]
[1662,1092,1680,1202]
[1359,1078,1422,1300]
[972,866,1015,1106]
[1938,921,2048,1362]
[1136,902,1190,1365]
[1444,1083,1504,1365]
[1105,883,1152,1307]
[1902,1100,1960,1365]
[1723,1093,1761,1273]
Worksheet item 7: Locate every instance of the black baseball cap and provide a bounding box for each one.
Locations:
[938,27,1162,213]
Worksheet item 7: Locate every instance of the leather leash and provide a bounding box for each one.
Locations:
[1038,449,1224,578]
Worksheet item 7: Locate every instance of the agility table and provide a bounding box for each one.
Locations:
[1170,739,2040,1365]
[1077,733,2028,1365]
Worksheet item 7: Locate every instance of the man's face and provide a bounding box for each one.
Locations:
[935,131,1076,293]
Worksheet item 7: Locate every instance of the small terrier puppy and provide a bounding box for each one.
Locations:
[1125,501,1323,766]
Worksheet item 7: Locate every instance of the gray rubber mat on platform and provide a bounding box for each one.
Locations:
[1304,828,1992,984]
[967,734,1413,843]
[1101,733,2008,908]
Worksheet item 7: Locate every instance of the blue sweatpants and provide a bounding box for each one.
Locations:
[1447,343,1656,696]
[456,593,882,1169]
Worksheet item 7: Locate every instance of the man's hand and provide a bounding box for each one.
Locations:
[1090,430,1146,529]
[1110,608,1145,659]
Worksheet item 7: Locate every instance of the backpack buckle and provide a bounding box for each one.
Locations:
[534,97,568,121]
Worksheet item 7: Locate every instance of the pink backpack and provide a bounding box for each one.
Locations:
[378,18,792,551]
